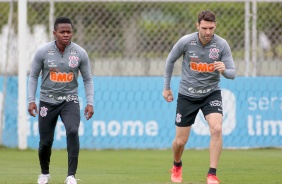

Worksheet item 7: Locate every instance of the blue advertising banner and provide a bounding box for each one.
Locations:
[1,76,282,149]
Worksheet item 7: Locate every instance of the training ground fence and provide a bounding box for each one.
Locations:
[0,0,282,149]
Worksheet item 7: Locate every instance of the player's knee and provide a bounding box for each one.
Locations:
[175,138,187,147]
[210,123,222,136]
[66,128,79,136]
[39,140,53,148]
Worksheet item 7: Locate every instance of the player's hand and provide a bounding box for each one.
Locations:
[214,61,225,74]
[28,102,38,117]
[163,89,173,102]
[84,105,94,120]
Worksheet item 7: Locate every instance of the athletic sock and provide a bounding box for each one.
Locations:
[173,160,182,167]
[208,167,217,175]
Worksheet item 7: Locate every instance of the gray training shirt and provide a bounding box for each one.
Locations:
[28,41,94,106]
[164,32,236,98]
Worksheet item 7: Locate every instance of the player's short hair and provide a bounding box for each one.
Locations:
[198,10,216,24]
[54,17,73,30]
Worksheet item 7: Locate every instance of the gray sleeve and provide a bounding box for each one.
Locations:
[221,40,236,79]
[28,49,43,103]
[164,37,185,89]
[79,49,94,106]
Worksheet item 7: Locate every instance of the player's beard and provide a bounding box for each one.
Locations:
[205,33,213,41]
[199,34,212,45]
[203,34,213,45]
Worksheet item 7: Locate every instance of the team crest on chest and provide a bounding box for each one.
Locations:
[69,56,79,68]
[209,48,219,59]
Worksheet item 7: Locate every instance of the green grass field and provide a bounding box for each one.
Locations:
[0,147,281,184]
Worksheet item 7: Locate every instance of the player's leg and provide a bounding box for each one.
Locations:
[202,90,223,184]
[60,100,80,178]
[205,113,222,169]
[37,101,60,184]
[172,126,191,163]
[205,112,222,184]
[173,93,200,163]
[38,101,59,175]
[170,93,200,182]
[170,126,191,183]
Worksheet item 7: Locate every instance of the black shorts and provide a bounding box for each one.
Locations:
[175,90,223,127]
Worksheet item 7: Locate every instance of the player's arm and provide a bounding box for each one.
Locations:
[215,40,236,79]
[79,49,94,119]
[163,37,186,102]
[27,49,44,116]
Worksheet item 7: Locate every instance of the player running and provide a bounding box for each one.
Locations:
[163,10,236,184]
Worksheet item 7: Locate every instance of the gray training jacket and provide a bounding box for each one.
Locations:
[164,32,236,98]
[28,41,94,106]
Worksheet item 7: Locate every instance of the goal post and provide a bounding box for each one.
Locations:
[18,0,27,150]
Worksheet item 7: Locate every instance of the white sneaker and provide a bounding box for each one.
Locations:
[64,175,79,184]
[37,174,51,184]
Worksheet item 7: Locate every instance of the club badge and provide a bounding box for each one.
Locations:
[176,113,182,123]
[69,56,79,68]
[209,48,219,59]
[40,106,48,117]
